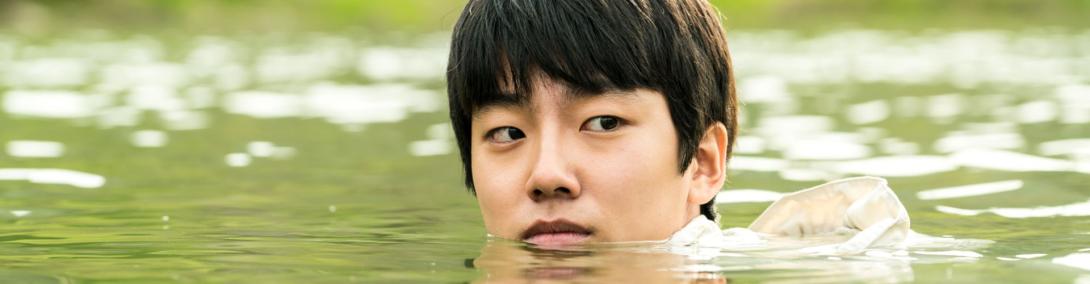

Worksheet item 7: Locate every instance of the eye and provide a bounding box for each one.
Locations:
[581,116,623,132]
[486,126,526,143]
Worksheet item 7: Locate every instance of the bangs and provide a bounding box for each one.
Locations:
[447,0,664,115]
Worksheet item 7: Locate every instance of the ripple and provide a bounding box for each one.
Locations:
[223,83,440,128]
[102,62,188,88]
[729,156,788,172]
[936,198,1090,218]
[225,153,252,167]
[833,156,956,177]
[1055,84,1090,124]
[733,136,766,154]
[950,149,1074,172]
[783,140,871,161]
[241,141,297,160]
[158,110,209,131]
[224,91,302,118]
[1038,139,1090,157]
[6,140,65,158]
[1014,100,1059,124]
[3,90,97,118]
[408,140,450,157]
[127,85,185,111]
[934,132,1024,153]
[846,100,890,125]
[715,189,784,204]
[0,168,106,188]
[738,76,791,103]
[4,58,90,87]
[916,180,1023,201]
[755,115,834,150]
[357,47,447,81]
[1053,253,1090,271]
[247,141,275,158]
[1015,253,1047,259]
[256,47,348,83]
[131,130,168,148]
[304,83,426,125]
[914,250,983,258]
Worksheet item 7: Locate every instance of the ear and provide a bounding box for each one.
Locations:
[686,122,729,206]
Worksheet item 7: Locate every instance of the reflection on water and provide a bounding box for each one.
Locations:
[937,199,1090,218]
[1054,253,1090,271]
[130,129,167,148]
[2,89,96,118]
[471,238,953,283]
[0,168,106,188]
[916,180,1023,200]
[5,140,63,157]
[1,29,1089,282]
[472,241,719,283]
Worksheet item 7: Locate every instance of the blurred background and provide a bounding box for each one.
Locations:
[2,0,1089,33]
[1,0,1089,282]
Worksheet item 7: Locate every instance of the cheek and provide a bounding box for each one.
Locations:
[470,149,528,236]
[592,127,681,188]
[472,150,529,194]
[583,129,689,239]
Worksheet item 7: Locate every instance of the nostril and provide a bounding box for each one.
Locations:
[530,187,575,201]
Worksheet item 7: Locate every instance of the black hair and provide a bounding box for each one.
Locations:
[446,0,737,222]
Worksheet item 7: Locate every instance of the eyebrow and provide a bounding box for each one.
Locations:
[472,92,529,119]
[472,86,641,119]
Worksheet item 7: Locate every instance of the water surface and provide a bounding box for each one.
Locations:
[1,30,1089,282]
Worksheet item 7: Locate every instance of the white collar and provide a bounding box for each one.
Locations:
[665,215,765,248]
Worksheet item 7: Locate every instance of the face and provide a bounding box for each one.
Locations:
[470,76,726,247]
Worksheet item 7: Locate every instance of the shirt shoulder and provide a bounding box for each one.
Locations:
[748,176,911,246]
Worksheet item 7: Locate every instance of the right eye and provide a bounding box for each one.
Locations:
[486,127,526,144]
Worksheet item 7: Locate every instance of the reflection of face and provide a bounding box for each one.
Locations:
[471,241,726,283]
[470,76,707,246]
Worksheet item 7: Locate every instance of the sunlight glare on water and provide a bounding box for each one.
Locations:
[5,140,64,158]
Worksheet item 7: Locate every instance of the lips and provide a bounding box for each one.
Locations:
[521,219,593,246]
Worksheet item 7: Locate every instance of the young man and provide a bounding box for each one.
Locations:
[447,0,910,249]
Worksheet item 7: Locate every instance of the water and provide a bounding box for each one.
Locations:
[1,29,1089,282]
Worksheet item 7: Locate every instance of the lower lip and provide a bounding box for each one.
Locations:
[525,232,592,246]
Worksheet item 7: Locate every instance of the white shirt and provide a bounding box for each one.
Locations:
[665,176,913,255]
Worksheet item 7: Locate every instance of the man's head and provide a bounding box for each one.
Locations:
[447,0,737,245]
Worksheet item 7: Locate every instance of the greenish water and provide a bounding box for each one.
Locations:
[2,30,1090,283]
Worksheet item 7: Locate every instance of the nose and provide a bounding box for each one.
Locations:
[525,138,581,202]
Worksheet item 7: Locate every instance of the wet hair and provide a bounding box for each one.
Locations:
[446,0,737,222]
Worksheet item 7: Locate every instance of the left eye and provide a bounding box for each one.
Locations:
[581,116,623,132]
